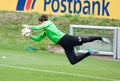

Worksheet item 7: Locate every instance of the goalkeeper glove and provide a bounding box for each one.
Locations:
[21,27,32,37]
[23,24,32,29]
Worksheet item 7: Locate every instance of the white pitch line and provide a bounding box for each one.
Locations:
[0,64,119,81]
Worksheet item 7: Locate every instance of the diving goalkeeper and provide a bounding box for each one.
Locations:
[22,14,110,65]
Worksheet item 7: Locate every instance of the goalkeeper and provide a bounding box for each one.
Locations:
[22,14,110,65]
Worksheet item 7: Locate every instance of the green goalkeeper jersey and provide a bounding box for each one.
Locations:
[31,20,65,44]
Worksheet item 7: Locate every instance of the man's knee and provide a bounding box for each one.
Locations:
[70,61,76,65]
[69,59,78,65]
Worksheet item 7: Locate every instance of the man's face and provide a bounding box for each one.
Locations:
[39,21,43,24]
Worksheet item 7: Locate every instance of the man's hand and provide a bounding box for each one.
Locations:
[21,27,32,37]
[23,24,32,29]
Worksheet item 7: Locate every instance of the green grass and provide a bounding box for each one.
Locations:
[0,11,120,51]
[0,49,120,81]
[0,11,120,81]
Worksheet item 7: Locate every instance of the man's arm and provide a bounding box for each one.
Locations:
[32,21,51,30]
[32,24,45,30]
[31,32,46,42]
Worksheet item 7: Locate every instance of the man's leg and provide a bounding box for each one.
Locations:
[80,36,102,44]
[79,36,110,45]
[65,48,91,65]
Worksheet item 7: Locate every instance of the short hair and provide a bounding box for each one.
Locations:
[38,14,48,22]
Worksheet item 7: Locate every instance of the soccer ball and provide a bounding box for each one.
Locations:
[2,56,6,60]
[21,27,32,37]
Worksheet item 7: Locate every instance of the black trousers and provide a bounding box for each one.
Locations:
[57,34,102,65]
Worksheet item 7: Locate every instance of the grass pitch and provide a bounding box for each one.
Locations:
[0,11,120,81]
[0,49,120,81]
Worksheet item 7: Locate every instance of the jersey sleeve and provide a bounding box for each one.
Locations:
[31,32,46,42]
[32,24,45,30]
[31,21,51,30]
